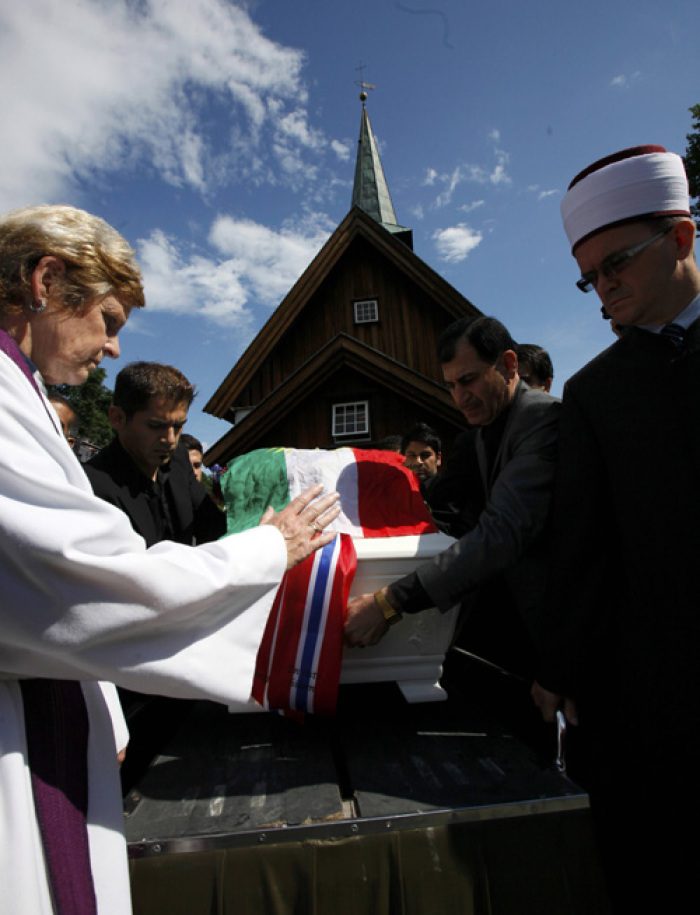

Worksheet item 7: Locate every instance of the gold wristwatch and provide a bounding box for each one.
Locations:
[374,589,403,626]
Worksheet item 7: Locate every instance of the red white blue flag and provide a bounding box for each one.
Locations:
[252,533,357,719]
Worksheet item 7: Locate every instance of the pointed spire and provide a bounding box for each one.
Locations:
[352,91,412,246]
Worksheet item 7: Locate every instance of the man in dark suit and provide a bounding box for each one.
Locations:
[344,316,560,680]
[532,146,700,911]
[85,362,226,792]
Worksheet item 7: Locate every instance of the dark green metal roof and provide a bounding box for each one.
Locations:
[352,102,411,242]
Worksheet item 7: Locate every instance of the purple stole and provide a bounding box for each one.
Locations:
[1,329,98,913]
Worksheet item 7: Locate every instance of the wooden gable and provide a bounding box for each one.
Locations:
[205,334,470,464]
[205,207,481,464]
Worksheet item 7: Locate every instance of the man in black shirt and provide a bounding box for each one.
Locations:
[85,362,225,792]
[85,363,225,547]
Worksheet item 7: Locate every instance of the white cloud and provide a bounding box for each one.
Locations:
[276,109,326,150]
[426,165,484,208]
[137,229,253,328]
[433,224,483,262]
[209,212,333,305]
[490,163,509,185]
[488,131,511,186]
[0,0,319,210]
[331,139,352,161]
[423,135,511,209]
[459,200,485,213]
[610,71,641,89]
[138,212,333,327]
[435,166,464,208]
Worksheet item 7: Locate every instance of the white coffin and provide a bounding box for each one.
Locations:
[341,532,458,703]
[236,532,457,714]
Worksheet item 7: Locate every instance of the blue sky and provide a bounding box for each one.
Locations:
[2,0,698,449]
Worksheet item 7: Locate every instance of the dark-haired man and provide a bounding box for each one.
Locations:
[401,422,442,497]
[180,432,204,483]
[48,393,79,447]
[514,344,554,393]
[532,145,700,911]
[345,316,559,680]
[85,362,225,548]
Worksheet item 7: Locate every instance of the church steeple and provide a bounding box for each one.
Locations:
[352,90,413,248]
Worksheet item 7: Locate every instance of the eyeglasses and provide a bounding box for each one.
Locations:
[576,226,672,293]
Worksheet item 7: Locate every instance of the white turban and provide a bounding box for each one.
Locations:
[561,146,691,252]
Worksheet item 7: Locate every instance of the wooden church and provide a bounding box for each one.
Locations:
[204,94,481,466]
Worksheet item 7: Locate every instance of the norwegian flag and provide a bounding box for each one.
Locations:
[252,534,357,719]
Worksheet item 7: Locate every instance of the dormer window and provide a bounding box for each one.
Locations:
[353,298,379,324]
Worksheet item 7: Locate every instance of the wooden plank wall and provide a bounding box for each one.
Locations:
[238,237,458,410]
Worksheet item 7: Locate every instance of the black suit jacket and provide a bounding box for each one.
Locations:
[414,383,560,621]
[84,438,226,548]
[539,317,700,772]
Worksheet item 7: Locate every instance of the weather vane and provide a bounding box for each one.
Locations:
[354,64,375,104]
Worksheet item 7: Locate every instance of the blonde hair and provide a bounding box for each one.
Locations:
[0,204,145,315]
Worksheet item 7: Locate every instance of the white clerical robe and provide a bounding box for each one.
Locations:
[0,349,287,913]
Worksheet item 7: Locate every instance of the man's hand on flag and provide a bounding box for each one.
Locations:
[259,483,341,570]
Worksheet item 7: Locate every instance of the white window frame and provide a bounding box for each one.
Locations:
[353,298,379,324]
[332,401,370,437]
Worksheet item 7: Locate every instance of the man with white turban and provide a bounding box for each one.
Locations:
[532,146,700,912]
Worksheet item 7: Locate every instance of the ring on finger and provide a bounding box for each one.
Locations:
[310,520,322,534]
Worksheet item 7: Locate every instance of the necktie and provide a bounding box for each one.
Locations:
[660,322,685,348]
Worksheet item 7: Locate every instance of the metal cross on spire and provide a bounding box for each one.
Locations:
[354,63,375,104]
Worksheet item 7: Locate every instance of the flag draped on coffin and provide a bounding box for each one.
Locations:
[221,447,437,538]
[220,448,437,719]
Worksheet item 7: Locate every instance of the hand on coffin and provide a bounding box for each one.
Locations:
[531,681,579,726]
[344,591,392,647]
[259,483,341,571]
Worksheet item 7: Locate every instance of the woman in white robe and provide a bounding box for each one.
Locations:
[0,205,339,914]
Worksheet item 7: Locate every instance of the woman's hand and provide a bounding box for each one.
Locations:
[259,483,341,570]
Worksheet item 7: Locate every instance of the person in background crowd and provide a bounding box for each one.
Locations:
[181,432,205,482]
[400,422,442,498]
[85,362,224,549]
[48,392,79,447]
[532,145,700,912]
[0,204,340,914]
[514,344,554,393]
[374,433,403,452]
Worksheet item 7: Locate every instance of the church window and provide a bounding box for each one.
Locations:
[332,401,369,437]
[353,298,379,324]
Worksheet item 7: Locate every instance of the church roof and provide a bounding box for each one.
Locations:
[203,206,477,419]
[204,333,460,464]
[352,98,411,244]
